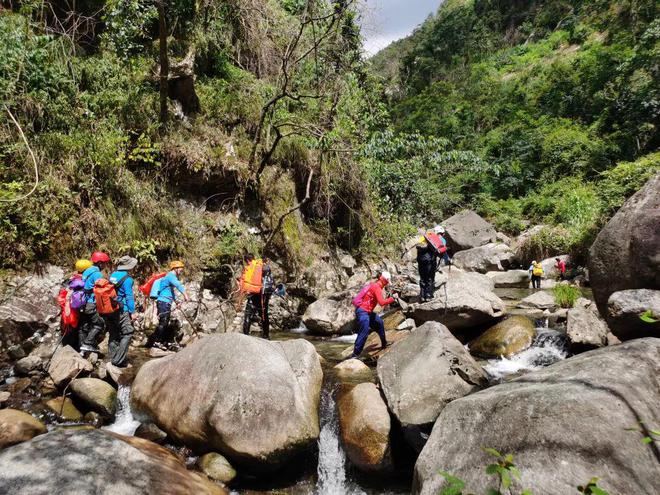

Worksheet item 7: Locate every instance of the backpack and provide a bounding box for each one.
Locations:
[351,283,371,308]
[139,272,166,297]
[57,288,79,330]
[69,277,86,311]
[240,259,264,294]
[93,274,129,315]
[149,277,162,300]
[424,232,448,255]
[532,265,544,276]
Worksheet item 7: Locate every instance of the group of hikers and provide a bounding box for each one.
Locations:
[528,257,567,289]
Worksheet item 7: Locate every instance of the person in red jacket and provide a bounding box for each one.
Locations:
[555,257,567,280]
[349,271,397,359]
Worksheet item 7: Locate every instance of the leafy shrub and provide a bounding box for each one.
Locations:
[553,285,581,308]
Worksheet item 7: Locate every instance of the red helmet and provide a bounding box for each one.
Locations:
[90,251,111,263]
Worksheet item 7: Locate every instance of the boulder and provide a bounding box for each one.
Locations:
[377,322,487,451]
[301,257,347,298]
[337,383,392,473]
[333,359,372,381]
[442,210,496,252]
[452,243,517,273]
[588,174,660,339]
[0,429,226,494]
[486,270,530,288]
[566,299,608,352]
[0,265,63,352]
[412,272,505,330]
[45,397,84,421]
[302,295,354,335]
[413,339,660,495]
[541,255,570,280]
[397,318,416,331]
[606,289,660,340]
[340,329,410,362]
[69,378,117,418]
[517,291,557,310]
[135,423,168,444]
[198,452,237,484]
[47,345,93,387]
[0,391,9,405]
[131,334,322,473]
[469,316,536,358]
[0,409,47,448]
[14,355,42,376]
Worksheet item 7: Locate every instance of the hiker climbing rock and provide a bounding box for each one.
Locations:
[103,255,138,367]
[79,251,111,355]
[147,261,188,350]
[416,225,450,302]
[555,257,567,280]
[240,254,274,339]
[349,271,396,359]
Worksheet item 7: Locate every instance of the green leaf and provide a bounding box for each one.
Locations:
[485,464,499,475]
[590,487,610,495]
[500,470,511,489]
[639,309,658,323]
[509,466,522,479]
[483,447,502,458]
[641,437,652,444]
[521,490,534,495]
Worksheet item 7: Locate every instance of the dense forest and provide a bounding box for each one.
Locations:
[1,0,658,273]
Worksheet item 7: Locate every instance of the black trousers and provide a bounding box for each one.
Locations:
[148,301,173,345]
[80,302,104,347]
[103,311,134,367]
[418,257,437,300]
[531,275,542,289]
[243,293,271,338]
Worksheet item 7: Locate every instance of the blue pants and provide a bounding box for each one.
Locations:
[353,308,387,357]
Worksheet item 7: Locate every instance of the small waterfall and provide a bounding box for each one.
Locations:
[104,385,140,436]
[484,328,569,381]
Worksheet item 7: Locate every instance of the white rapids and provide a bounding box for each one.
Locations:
[103,385,141,436]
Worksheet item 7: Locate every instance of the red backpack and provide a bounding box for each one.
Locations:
[93,274,128,315]
[351,283,372,308]
[139,272,166,297]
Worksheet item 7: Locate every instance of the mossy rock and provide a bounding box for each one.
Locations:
[69,378,117,418]
[46,397,83,422]
[470,315,536,358]
[197,452,237,484]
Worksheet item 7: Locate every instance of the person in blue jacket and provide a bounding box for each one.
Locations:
[80,251,111,354]
[147,260,188,350]
[104,255,138,367]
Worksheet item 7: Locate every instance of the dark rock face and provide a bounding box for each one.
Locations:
[442,210,496,252]
[413,338,660,495]
[589,174,660,339]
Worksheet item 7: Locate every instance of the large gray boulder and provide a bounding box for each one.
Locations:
[302,294,355,335]
[589,174,660,339]
[413,339,660,495]
[377,322,487,451]
[541,255,570,280]
[486,270,530,288]
[517,290,557,310]
[566,298,608,352]
[48,345,93,387]
[443,210,496,252]
[131,334,322,473]
[412,272,505,330]
[469,316,536,358]
[0,429,226,494]
[606,289,660,339]
[452,243,517,273]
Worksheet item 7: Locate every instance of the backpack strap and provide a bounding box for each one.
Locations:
[113,273,130,302]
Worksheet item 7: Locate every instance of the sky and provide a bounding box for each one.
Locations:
[359,0,442,56]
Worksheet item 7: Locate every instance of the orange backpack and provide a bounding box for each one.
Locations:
[93,274,128,315]
[240,259,263,294]
[139,272,166,296]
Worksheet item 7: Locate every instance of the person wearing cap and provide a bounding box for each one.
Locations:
[349,271,397,359]
[104,255,138,367]
[416,226,450,302]
[148,260,189,350]
[80,251,111,354]
[58,259,93,351]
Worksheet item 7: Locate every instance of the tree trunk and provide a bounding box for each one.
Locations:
[158,0,169,127]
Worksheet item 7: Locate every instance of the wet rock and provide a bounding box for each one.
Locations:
[413,339,660,495]
[7,345,26,360]
[83,411,103,427]
[48,345,93,387]
[469,316,536,358]
[46,397,84,422]
[443,210,496,252]
[340,329,410,362]
[0,429,227,494]
[135,423,168,444]
[0,409,47,448]
[606,289,660,340]
[377,322,487,451]
[131,334,322,473]
[452,243,517,273]
[517,291,557,310]
[566,299,608,352]
[69,378,117,418]
[198,452,237,484]
[333,359,372,381]
[486,270,530,288]
[589,173,660,339]
[302,295,354,335]
[412,272,505,330]
[338,383,392,473]
[382,309,405,331]
[14,355,42,376]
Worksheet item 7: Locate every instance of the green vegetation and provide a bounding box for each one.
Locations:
[552,285,582,308]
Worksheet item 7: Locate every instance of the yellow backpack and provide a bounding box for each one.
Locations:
[532,264,544,276]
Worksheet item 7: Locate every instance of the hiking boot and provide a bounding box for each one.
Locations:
[167,342,181,352]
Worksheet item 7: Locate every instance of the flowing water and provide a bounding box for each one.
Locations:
[103,385,141,436]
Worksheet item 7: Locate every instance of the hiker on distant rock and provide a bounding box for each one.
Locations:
[79,252,111,354]
[240,254,274,339]
[102,256,138,367]
[555,257,567,280]
[57,259,92,351]
[416,225,450,302]
[349,271,396,359]
[147,261,188,350]
[529,261,543,289]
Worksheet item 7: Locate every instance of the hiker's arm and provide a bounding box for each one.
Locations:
[374,287,395,307]
[172,276,189,301]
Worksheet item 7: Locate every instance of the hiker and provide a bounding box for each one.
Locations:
[416,225,450,302]
[147,260,188,350]
[529,261,543,289]
[555,257,567,280]
[240,254,274,339]
[349,271,396,359]
[80,251,111,354]
[57,259,92,351]
[102,256,138,367]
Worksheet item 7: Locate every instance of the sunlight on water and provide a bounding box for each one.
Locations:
[103,385,140,436]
